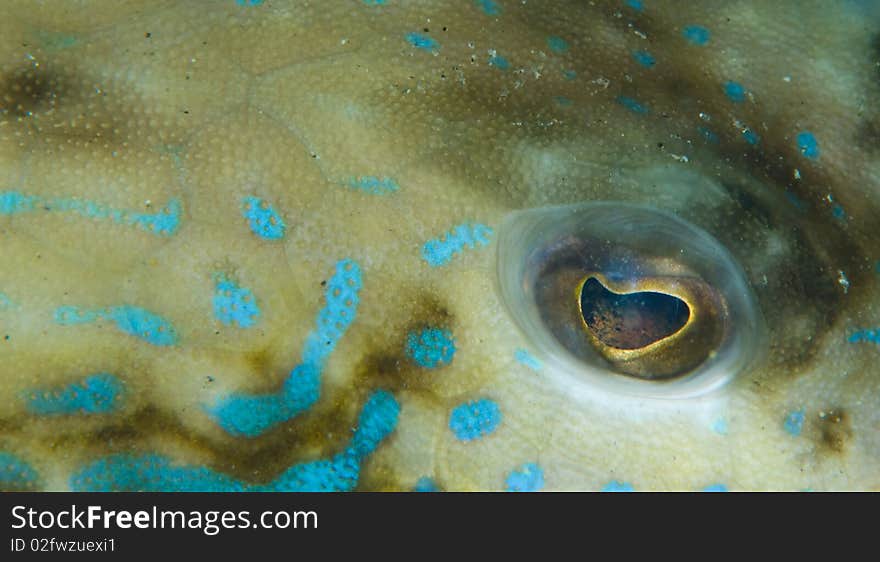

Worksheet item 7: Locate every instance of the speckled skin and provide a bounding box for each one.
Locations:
[1,0,879,490]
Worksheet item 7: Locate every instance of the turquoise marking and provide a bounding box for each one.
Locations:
[742,128,760,145]
[832,204,846,220]
[476,0,501,15]
[235,0,263,6]
[796,131,820,159]
[0,190,181,236]
[363,0,387,4]
[514,349,542,371]
[724,81,746,102]
[625,0,644,11]
[554,96,573,107]
[617,96,649,114]
[506,463,544,492]
[702,484,729,492]
[489,55,511,70]
[563,69,577,80]
[25,373,123,416]
[213,276,260,328]
[784,409,805,436]
[406,32,439,53]
[347,176,400,195]
[36,30,78,50]
[72,390,398,492]
[602,480,635,492]
[209,260,362,437]
[421,223,493,267]
[849,329,880,344]
[406,328,455,369]
[711,418,729,435]
[632,50,655,68]
[54,305,178,346]
[241,196,286,240]
[413,477,441,492]
[0,190,37,214]
[698,126,719,143]
[0,452,38,490]
[786,190,807,211]
[449,398,502,441]
[682,25,710,45]
[0,292,12,311]
[547,36,569,53]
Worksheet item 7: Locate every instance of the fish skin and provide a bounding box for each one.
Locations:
[0,0,878,491]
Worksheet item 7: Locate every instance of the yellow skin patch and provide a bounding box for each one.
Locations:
[1,0,879,490]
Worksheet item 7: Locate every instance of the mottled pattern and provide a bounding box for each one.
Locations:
[0,0,879,491]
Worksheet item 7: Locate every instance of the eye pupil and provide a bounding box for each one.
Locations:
[579,277,690,350]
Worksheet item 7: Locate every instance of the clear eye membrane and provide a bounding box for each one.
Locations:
[496,202,762,398]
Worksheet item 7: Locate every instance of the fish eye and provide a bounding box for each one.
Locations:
[496,201,763,399]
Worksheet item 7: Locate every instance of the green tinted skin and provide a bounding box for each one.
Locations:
[0,0,878,490]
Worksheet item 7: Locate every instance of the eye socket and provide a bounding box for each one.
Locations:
[496,202,763,399]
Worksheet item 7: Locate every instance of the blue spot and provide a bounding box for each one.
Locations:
[406,328,456,369]
[849,329,880,344]
[506,463,544,492]
[632,50,655,68]
[698,126,719,143]
[0,452,39,490]
[0,292,13,311]
[476,0,501,16]
[797,131,820,159]
[413,477,441,492]
[131,199,182,236]
[406,32,439,53]
[616,96,649,114]
[347,176,400,195]
[489,55,510,70]
[602,480,635,492]
[209,260,362,437]
[786,191,807,211]
[554,96,573,107]
[54,305,178,347]
[682,25,710,45]
[241,196,286,240]
[25,373,123,416]
[742,128,760,145]
[711,418,729,435]
[421,223,493,267]
[0,191,181,236]
[563,69,577,80]
[449,398,502,441]
[362,0,387,4]
[73,390,398,492]
[213,276,260,328]
[784,409,805,437]
[515,349,542,371]
[547,36,569,53]
[723,81,746,102]
[0,190,37,214]
[626,0,644,11]
[832,204,846,220]
[235,0,263,5]
[702,484,729,492]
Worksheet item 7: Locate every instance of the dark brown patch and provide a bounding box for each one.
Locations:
[814,408,852,455]
[0,62,64,120]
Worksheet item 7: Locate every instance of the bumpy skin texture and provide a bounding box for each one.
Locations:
[1,0,879,491]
